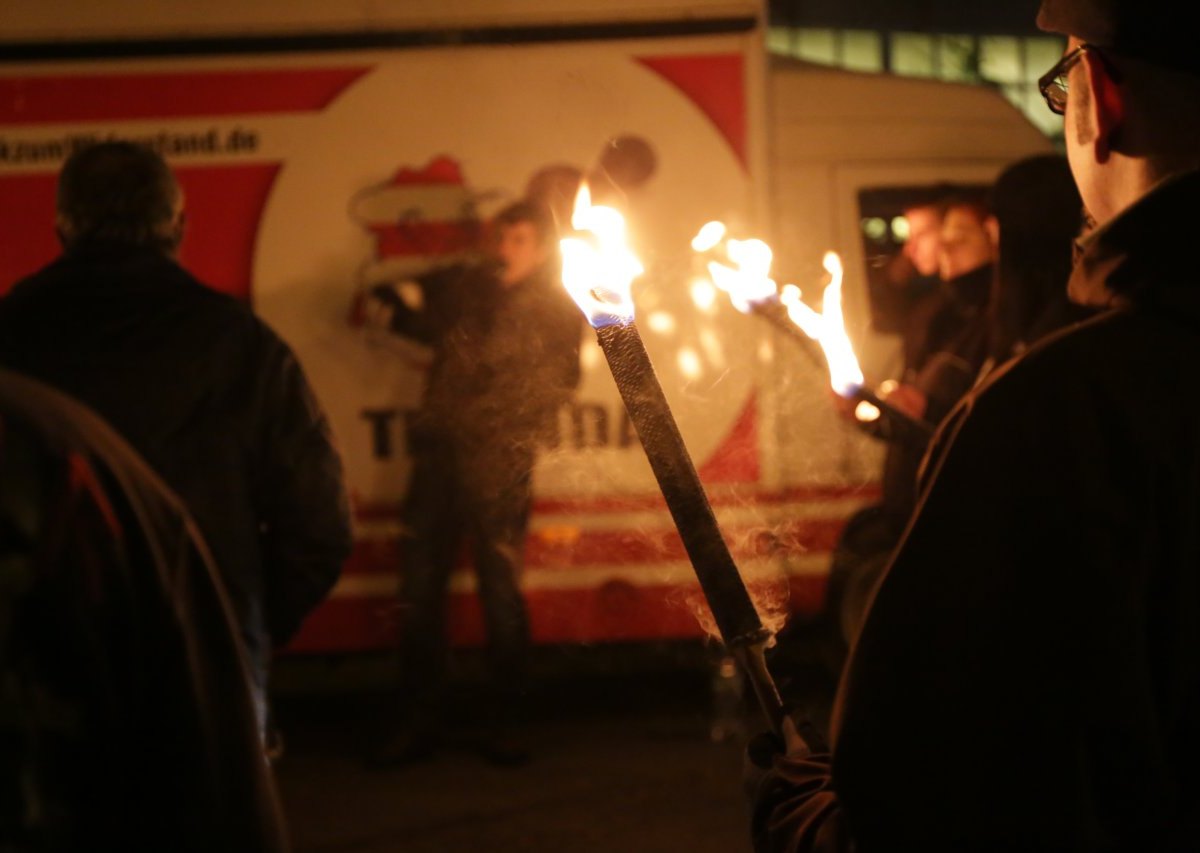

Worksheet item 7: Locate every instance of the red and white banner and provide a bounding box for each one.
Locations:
[1,35,866,650]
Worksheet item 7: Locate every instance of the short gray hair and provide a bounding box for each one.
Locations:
[56,141,183,251]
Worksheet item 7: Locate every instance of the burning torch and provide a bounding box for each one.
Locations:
[692,222,934,441]
[561,186,785,735]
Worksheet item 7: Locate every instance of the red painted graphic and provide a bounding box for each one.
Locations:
[637,54,747,170]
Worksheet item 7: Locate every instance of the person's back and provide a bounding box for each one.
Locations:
[0,142,351,722]
[0,368,288,851]
[748,1,1200,848]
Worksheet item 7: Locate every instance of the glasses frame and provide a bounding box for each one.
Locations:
[1038,44,1093,116]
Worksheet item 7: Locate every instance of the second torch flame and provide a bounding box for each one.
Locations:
[694,223,880,422]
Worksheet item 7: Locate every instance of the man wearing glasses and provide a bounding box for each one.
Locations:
[747,1,1200,849]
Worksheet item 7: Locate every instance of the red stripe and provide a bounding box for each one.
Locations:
[283,575,830,653]
[0,68,370,125]
[353,483,880,521]
[340,517,845,576]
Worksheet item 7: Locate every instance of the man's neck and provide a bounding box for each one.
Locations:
[1100,152,1200,225]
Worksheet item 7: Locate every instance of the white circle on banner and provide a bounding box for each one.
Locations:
[253,45,753,509]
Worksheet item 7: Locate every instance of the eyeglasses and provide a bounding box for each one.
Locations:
[1038,44,1093,115]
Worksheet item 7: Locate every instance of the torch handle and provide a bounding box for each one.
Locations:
[595,324,769,649]
[733,641,786,736]
[853,387,936,441]
[754,303,827,371]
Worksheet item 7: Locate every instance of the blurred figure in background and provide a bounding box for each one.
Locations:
[369,200,582,768]
[986,153,1094,369]
[0,141,352,737]
[0,369,287,851]
[823,192,996,655]
[864,194,947,372]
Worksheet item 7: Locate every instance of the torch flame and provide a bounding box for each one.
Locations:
[698,227,779,314]
[560,182,643,328]
[779,251,865,397]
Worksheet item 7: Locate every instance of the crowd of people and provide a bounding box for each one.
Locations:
[3,0,1200,848]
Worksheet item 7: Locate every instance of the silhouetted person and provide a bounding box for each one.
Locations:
[825,194,996,650]
[0,368,288,850]
[0,141,352,733]
[369,200,581,767]
[986,153,1095,367]
[863,195,946,368]
[748,0,1200,847]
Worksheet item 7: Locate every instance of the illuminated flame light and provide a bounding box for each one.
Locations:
[647,311,677,335]
[560,183,643,328]
[705,235,778,314]
[677,347,703,380]
[690,278,718,312]
[691,220,727,253]
[779,252,865,398]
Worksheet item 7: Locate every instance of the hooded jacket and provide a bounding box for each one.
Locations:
[753,170,1200,850]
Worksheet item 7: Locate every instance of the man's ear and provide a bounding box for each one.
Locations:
[54,215,75,249]
[984,215,999,252]
[1082,51,1125,162]
[167,209,186,253]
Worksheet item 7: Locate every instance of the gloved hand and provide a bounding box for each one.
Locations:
[744,711,846,852]
[743,709,828,806]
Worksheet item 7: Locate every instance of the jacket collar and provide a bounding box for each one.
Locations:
[1069,169,1200,311]
[62,238,177,267]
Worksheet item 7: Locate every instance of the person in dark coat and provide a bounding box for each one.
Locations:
[986,153,1095,367]
[0,142,352,732]
[0,369,288,851]
[824,196,996,651]
[747,2,1200,848]
[370,200,581,766]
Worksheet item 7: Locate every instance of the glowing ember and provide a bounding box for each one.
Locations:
[779,251,865,397]
[560,183,643,328]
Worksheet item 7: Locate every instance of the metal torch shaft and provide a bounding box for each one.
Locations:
[595,322,784,734]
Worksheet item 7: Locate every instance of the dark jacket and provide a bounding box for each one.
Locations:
[0,243,352,687]
[0,369,288,851]
[878,262,993,527]
[754,171,1200,850]
[373,261,582,450]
